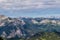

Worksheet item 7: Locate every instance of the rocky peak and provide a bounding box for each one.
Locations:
[0,15,8,20]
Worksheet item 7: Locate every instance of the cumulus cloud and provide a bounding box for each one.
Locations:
[0,0,60,10]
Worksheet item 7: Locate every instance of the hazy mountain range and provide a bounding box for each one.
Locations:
[0,15,60,39]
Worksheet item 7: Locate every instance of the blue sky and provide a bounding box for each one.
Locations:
[0,0,60,17]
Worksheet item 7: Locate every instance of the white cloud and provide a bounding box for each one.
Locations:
[0,0,60,10]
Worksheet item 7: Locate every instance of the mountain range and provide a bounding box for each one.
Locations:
[0,15,60,40]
